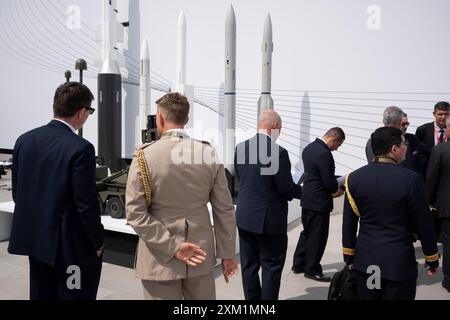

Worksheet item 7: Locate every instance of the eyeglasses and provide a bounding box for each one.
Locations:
[401,122,410,127]
[84,106,96,115]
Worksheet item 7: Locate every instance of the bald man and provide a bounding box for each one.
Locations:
[234,110,302,300]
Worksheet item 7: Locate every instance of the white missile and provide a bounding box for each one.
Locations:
[100,0,121,75]
[224,5,236,174]
[175,11,194,129]
[177,11,187,92]
[257,14,274,118]
[140,38,151,144]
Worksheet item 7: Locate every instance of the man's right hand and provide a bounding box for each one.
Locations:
[175,243,207,267]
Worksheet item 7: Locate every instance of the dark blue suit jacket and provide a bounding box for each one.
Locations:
[301,138,338,213]
[343,162,438,281]
[8,120,104,267]
[415,122,435,177]
[234,133,302,235]
[426,141,450,219]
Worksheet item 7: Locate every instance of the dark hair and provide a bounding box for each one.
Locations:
[371,127,403,156]
[53,82,94,117]
[434,101,450,112]
[325,127,345,141]
[156,92,190,125]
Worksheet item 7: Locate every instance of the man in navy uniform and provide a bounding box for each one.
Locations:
[234,110,302,300]
[426,116,450,293]
[343,127,439,300]
[8,82,104,300]
[291,127,345,282]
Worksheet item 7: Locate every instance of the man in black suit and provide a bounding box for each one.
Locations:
[366,107,426,176]
[291,127,345,282]
[8,82,104,300]
[426,116,450,293]
[343,127,439,300]
[400,113,428,175]
[416,101,450,240]
[415,101,449,176]
[234,110,302,300]
[366,106,405,163]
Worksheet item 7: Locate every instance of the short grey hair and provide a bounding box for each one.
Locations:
[383,106,405,127]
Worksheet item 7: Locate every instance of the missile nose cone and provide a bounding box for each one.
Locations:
[141,38,150,60]
[226,4,236,22]
[226,4,236,34]
[178,10,186,29]
[264,14,272,38]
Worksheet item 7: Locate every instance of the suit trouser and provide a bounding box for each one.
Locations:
[238,228,287,300]
[292,208,330,275]
[441,218,450,287]
[354,270,416,300]
[141,272,215,300]
[29,255,102,300]
[432,209,442,243]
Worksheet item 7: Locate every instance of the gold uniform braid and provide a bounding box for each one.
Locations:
[137,149,152,209]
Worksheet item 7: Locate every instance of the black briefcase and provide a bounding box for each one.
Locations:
[327,265,358,300]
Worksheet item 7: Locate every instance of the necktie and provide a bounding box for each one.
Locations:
[439,129,445,144]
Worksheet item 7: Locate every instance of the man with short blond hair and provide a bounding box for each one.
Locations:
[126,92,237,300]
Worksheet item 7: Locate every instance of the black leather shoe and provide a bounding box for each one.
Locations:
[304,273,331,282]
[443,282,450,293]
[291,266,305,274]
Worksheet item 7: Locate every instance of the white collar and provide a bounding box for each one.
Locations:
[53,118,76,133]
[434,122,446,132]
[257,131,272,140]
[165,128,187,135]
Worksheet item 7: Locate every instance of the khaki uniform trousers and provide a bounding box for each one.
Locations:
[141,272,216,300]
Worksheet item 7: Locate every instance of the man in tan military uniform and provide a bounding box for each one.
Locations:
[126,92,238,300]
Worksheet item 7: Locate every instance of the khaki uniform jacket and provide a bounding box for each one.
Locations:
[126,130,236,281]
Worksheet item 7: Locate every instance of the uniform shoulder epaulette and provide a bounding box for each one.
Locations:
[136,140,156,150]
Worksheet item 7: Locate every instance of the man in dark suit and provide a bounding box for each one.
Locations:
[366,108,426,176]
[426,116,450,293]
[343,127,439,300]
[234,110,302,300]
[400,113,428,175]
[416,101,450,240]
[366,106,405,163]
[291,127,345,282]
[415,101,449,177]
[8,82,104,300]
